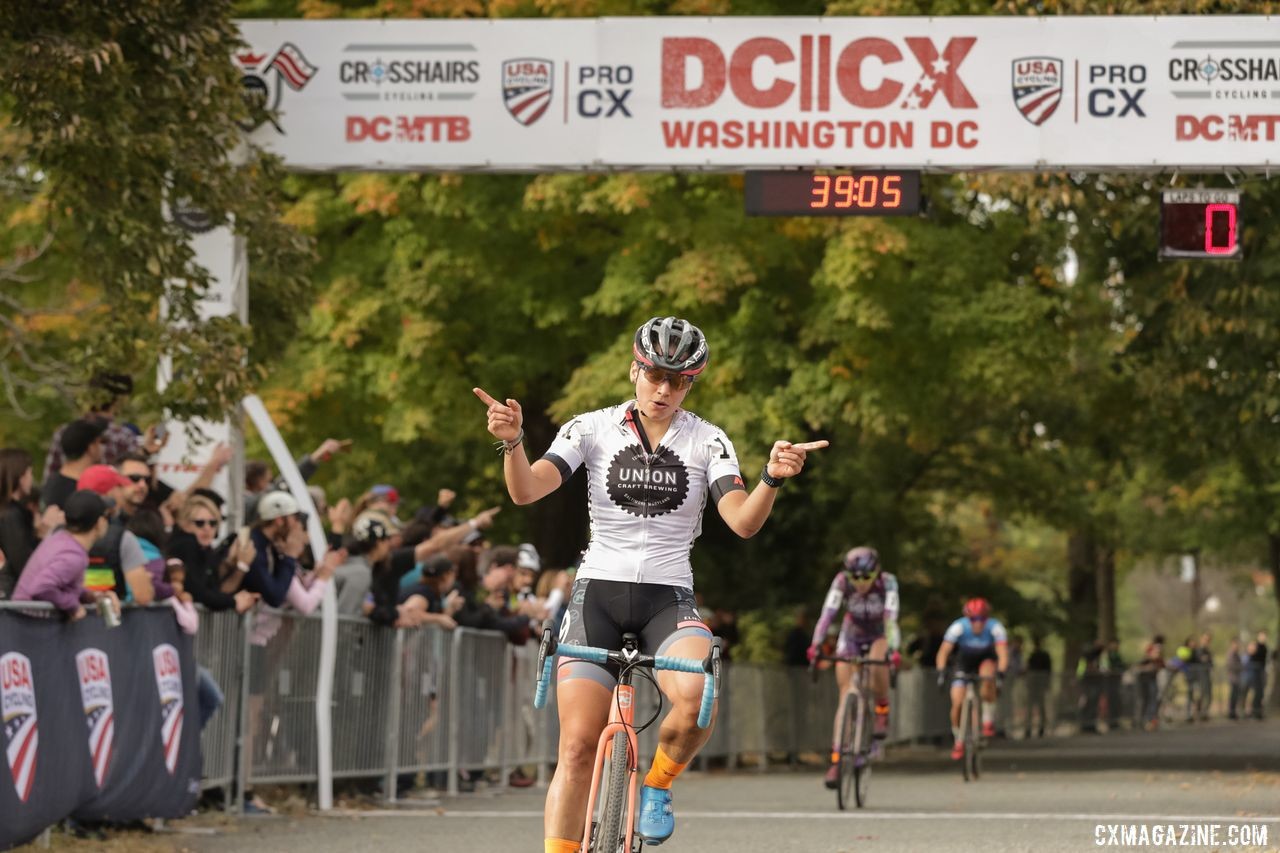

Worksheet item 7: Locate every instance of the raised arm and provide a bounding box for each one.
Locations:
[474,388,562,505]
[716,439,828,539]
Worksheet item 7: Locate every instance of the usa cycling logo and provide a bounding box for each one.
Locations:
[1,652,38,803]
[152,645,184,775]
[1012,57,1064,125]
[502,58,554,126]
[76,649,115,789]
[236,43,318,132]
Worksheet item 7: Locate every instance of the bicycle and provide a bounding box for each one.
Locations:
[811,654,895,810]
[942,670,997,782]
[534,627,722,853]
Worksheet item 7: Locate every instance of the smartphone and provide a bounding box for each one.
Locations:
[155,423,168,441]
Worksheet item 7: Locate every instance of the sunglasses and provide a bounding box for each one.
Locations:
[849,572,876,581]
[191,519,219,529]
[126,473,149,483]
[637,364,695,391]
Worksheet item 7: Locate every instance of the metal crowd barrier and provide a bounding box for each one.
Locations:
[183,614,1280,808]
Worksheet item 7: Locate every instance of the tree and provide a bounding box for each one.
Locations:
[0,0,310,444]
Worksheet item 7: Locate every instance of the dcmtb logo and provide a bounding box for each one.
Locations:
[236,43,318,133]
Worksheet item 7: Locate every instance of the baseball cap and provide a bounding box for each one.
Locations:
[77,464,131,495]
[60,418,110,459]
[371,484,400,505]
[63,490,113,531]
[517,543,541,572]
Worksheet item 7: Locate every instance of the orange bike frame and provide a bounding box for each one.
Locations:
[579,682,640,853]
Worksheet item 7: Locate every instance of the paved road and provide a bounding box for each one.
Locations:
[182,722,1280,853]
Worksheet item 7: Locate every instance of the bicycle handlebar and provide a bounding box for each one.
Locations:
[533,632,722,729]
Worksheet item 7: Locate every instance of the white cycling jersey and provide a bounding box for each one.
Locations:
[541,401,746,588]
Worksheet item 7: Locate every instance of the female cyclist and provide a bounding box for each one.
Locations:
[474,316,826,853]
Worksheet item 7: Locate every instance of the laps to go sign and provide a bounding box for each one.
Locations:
[744,171,922,216]
[1159,189,1241,260]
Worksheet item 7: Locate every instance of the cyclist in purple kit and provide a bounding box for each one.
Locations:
[807,546,901,788]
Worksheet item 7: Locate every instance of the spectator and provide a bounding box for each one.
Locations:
[334,512,394,616]
[12,490,114,619]
[1170,636,1198,722]
[1025,636,1052,738]
[1,448,59,597]
[1226,637,1245,720]
[1193,632,1213,722]
[1076,641,1103,733]
[1007,634,1026,679]
[116,450,165,519]
[125,508,174,601]
[159,558,222,731]
[240,491,308,607]
[1137,634,1164,731]
[167,496,258,614]
[535,567,569,629]
[43,373,163,481]
[1101,639,1125,730]
[77,464,155,605]
[398,552,462,630]
[455,545,531,644]
[40,417,107,510]
[1245,630,1268,720]
[243,438,349,524]
[783,605,811,668]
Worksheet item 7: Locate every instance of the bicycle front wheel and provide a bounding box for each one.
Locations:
[595,732,630,853]
[965,692,982,782]
[837,695,858,810]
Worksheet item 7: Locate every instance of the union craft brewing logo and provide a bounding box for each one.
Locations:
[502,58,554,126]
[605,447,690,518]
[235,42,318,133]
[1011,57,1064,126]
[152,644,184,776]
[76,649,115,788]
[1,652,38,803]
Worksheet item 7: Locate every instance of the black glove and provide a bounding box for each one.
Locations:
[996,671,1006,689]
[936,670,947,690]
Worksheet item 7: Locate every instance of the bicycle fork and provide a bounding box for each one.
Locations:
[581,682,639,853]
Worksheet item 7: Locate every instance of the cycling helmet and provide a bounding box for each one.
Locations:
[633,316,709,376]
[257,491,301,522]
[842,546,880,579]
[963,597,991,620]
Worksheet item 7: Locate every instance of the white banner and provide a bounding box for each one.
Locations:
[156,213,244,502]
[237,16,1280,171]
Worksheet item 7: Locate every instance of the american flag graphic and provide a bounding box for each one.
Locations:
[77,649,115,789]
[502,59,554,126]
[269,43,318,91]
[2,652,38,804]
[152,645,184,776]
[85,705,114,788]
[4,711,37,803]
[1011,57,1064,126]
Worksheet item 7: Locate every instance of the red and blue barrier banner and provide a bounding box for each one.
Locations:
[0,608,201,849]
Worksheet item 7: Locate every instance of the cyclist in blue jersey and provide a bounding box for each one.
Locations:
[807,546,901,788]
[474,317,827,853]
[935,597,1008,760]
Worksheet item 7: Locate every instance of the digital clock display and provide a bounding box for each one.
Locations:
[1160,189,1241,260]
[744,170,921,217]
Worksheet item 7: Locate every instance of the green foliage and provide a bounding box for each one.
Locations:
[0,0,311,431]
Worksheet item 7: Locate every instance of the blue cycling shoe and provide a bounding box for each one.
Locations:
[637,785,675,845]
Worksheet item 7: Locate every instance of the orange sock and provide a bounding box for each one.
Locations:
[644,745,688,790]
[545,838,581,853]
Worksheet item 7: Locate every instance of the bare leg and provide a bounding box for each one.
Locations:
[544,678,611,843]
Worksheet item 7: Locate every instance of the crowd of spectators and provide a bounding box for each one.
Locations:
[0,371,583,810]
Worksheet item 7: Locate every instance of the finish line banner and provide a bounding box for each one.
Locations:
[236,16,1278,171]
[0,609,201,849]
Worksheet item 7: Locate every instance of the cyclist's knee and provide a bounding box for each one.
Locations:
[557,732,600,773]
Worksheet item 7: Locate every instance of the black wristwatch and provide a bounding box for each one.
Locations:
[760,465,785,488]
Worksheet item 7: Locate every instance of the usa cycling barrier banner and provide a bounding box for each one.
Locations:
[236,16,1278,172]
[0,608,201,850]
